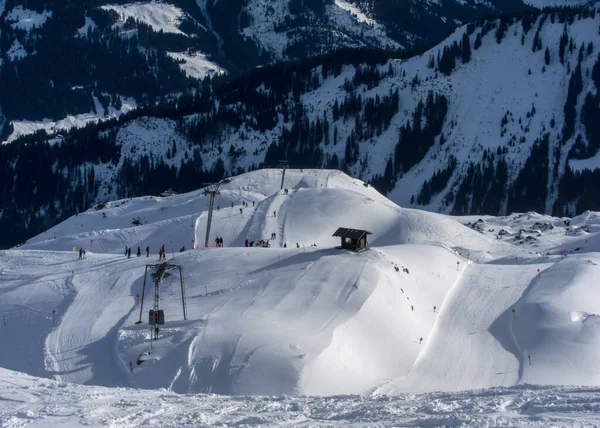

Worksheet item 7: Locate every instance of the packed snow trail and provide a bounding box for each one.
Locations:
[378,260,553,394]
[245,191,290,246]
[45,254,146,386]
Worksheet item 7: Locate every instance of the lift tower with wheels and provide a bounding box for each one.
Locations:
[202,182,221,248]
[278,160,289,190]
[136,262,187,348]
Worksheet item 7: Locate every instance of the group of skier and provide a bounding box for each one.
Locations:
[245,239,270,248]
[80,235,299,257]
[122,245,164,260]
[158,245,167,260]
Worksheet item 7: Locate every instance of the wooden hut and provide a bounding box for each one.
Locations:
[332,227,372,252]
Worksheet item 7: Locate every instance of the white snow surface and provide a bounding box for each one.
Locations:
[6,39,27,61]
[76,16,97,37]
[6,6,52,31]
[3,97,137,144]
[2,369,600,427]
[334,0,376,26]
[101,2,188,35]
[4,169,600,424]
[167,51,225,79]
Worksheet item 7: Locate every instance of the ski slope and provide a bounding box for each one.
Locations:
[3,169,600,410]
[377,261,552,394]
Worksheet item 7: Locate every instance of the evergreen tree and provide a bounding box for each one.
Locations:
[461,33,471,63]
[474,33,482,50]
[559,25,568,64]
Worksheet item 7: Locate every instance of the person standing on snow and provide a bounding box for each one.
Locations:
[79,248,83,260]
[127,247,131,258]
[245,239,249,247]
[137,247,141,257]
[146,246,150,257]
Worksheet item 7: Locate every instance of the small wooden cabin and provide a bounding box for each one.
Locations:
[333,227,372,252]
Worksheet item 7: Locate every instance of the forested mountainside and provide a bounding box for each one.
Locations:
[2,6,600,248]
[0,0,529,140]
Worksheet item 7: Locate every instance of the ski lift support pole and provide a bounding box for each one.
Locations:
[203,182,221,248]
[179,265,187,320]
[136,265,149,324]
[278,160,289,190]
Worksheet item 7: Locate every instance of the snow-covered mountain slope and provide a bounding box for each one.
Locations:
[2,369,600,427]
[0,0,528,144]
[4,169,600,399]
[239,0,402,60]
[5,96,138,143]
[101,2,192,36]
[0,0,222,142]
[525,0,592,7]
[4,8,600,250]
[78,9,600,217]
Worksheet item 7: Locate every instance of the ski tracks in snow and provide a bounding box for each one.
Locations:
[382,260,551,393]
[45,256,145,387]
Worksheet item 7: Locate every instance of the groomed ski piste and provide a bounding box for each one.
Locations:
[2,169,600,426]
